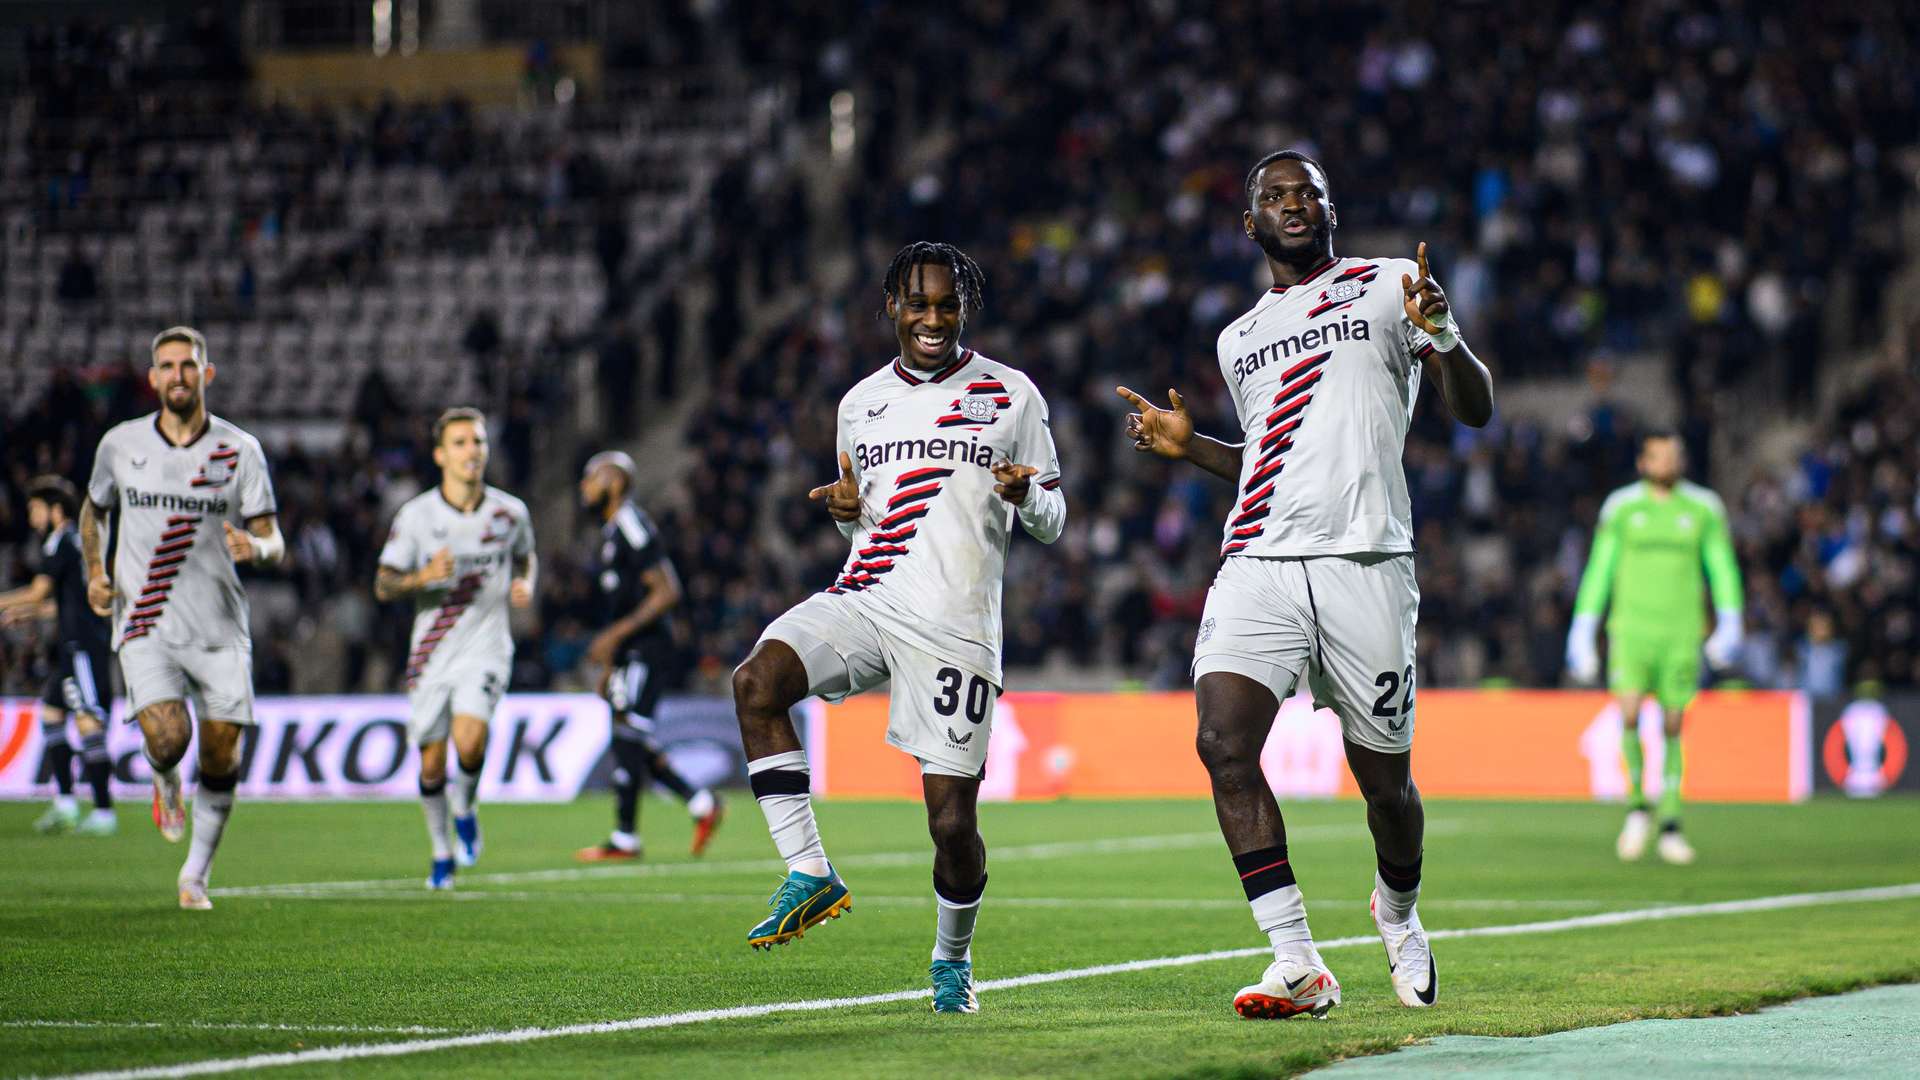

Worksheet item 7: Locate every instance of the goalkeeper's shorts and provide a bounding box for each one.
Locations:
[1607,632,1702,712]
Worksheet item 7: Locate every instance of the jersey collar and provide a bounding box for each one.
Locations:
[891,349,973,386]
[1268,257,1339,293]
[152,412,212,449]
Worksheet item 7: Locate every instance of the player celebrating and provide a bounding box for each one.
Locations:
[574,449,723,862]
[730,242,1065,1013]
[1566,432,1742,865]
[376,408,536,890]
[1,477,116,836]
[81,326,286,909]
[1119,151,1492,1017]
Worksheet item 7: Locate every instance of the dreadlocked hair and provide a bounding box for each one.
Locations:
[879,242,986,320]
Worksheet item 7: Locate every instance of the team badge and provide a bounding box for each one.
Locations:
[936,379,1013,429]
[1322,280,1363,304]
[1197,617,1217,646]
[190,443,240,489]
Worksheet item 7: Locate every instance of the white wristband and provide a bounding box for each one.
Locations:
[1425,310,1462,353]
[249,527,285,566]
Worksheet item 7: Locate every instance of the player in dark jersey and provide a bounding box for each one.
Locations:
[573,450,723,861]
[1,477,116,835]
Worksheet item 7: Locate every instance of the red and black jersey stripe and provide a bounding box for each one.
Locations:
[827,467,954,594]
[123,514,202,643]
[1221,351,1333,557]
[404,571,486,686]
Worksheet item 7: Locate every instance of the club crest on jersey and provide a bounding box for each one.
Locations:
[189,443,240,489]
[936,380,1013,429]
[1323,280,1363,304]
[479,508,517,545]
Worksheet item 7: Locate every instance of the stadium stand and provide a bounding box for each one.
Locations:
[3,1,1917,699]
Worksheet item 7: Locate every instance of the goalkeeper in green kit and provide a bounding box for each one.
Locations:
[1566,433,1743,865]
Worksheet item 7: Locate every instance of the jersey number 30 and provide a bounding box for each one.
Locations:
[933,667,991,725]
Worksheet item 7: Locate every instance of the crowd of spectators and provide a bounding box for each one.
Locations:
[6,2,1919,702]
[650,0,1920,695]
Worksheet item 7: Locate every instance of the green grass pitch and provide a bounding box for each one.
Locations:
[2,794,1917,1078]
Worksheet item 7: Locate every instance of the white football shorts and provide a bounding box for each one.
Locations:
[1192,553,1419,753]
[118,637,256,723]
[756,590,998,778]
[408,665,508,746]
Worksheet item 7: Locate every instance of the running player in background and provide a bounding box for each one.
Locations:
[82,326,285,909]
[1120,151,1493,1018]
[377,408,536,891]
[1566,432,1743,865]
[574,450,723,863]
[730,243,1065,1013]
[0,476,115,836]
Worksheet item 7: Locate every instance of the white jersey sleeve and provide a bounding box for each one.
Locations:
[88,435,118,509]
[235,434,277,519]
[1007,372,1065,543]
[832,397,861,542]
[378,501,421,572]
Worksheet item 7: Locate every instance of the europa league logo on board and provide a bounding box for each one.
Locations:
[1823,700,1909,797]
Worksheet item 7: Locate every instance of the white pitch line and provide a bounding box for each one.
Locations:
[219,888,1661,913]
[3,1020,458,1035]
[213,821,1445,899]
[45,881,1920,1080]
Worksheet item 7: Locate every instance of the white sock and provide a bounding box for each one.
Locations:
[1374,871,1420,925]
[448,758,479,820]
[1249,884,1314,959]
[933,877,986,962]
[687,789,716,818]
[421,787,453,860]
[179,787,235,886]
[609,829,640,853]
[747,751,829,877]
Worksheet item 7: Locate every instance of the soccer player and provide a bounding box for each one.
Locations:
[1119,151,1493,1018]
[1,476,116,836]
[730,242,1065,1013]
[1565,432,1743,865]
[573,449,723,862]
[376,408,536,890]
[81,326,286,909]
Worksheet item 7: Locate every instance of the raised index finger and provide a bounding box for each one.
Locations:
[1416,241,1429,283]
[838,450,854,477]
[1114,385,1153,411]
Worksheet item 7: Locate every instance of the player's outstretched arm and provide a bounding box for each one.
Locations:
[992,461,1066,543]
[80,498,112,617]
[1115,386,1243,483]
[1405,242,1494,428]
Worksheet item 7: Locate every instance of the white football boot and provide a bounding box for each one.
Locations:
[1657,829,1696,865]
[1616,809,1651,861]
[1233,949,1341,1019]
[1371,890,1437,1007]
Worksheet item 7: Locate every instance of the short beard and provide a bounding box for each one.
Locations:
[1253,220,1331,266]
[163,389,200,418]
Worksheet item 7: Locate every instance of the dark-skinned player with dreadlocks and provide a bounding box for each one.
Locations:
[730,243,1065,1013]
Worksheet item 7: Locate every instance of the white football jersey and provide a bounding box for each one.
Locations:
[828,349,1062,687]
[1213,256,1439,559]
[378,486,533,687]
[87,414,276,649]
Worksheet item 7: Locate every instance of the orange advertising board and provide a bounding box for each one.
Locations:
[804,690,1811,803]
